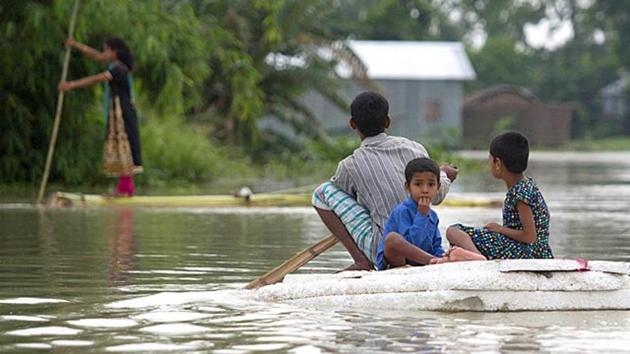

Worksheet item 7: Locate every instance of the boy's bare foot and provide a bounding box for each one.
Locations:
[337,262,374,273]
[430,257,448,264]
[448,247,487,262]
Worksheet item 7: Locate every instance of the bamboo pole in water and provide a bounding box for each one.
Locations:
[36,0,81,205]
[46,192,501,208]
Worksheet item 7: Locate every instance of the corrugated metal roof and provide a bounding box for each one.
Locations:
[600,73,629,97]
[344,40,476,81]
[463,84,539,107]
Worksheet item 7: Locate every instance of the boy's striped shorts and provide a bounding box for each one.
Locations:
[312,182,376,264]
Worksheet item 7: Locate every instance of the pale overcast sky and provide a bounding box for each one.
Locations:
[468,0,599,51]
[524,18,574,50]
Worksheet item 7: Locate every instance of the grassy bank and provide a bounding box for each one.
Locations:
[559,137,630,151]
[2,108,480,201]
[1,129,477,201]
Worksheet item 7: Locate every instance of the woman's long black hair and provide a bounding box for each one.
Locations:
[104,37,134,71]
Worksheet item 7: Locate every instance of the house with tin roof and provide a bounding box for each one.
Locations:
[462,85,575,147]
[600,72,628,120]
[302,40,476,143]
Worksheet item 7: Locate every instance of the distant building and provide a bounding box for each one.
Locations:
[463,85,574,147]
[301,41,476,142]
[600,73,629,120]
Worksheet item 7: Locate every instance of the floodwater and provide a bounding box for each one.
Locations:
[0,151,629,353]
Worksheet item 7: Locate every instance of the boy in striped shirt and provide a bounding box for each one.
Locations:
[312,91,458,271]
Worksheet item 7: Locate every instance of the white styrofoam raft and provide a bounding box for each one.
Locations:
[253,259,630,312]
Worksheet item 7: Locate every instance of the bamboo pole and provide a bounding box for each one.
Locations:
[36,0,81,205]
[245,235,339,289]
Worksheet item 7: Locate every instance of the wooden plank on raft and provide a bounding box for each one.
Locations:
[245,235,339,289]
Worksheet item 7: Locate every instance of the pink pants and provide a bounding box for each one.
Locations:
[116,175,135,196]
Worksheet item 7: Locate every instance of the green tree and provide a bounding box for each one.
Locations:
[0,0,367,184]
[436,0,546,45]
[591,1,630,68]
[0,0,211,184]
[444,0,623,138]
[188,0,366,148]
[327,0,436,40]
[466,35,536,92]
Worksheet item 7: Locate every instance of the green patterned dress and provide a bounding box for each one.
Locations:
[451,178,554,259]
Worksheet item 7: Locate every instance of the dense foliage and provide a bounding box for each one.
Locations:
[0,0,357,184]
[1,1,211,184]
[1,0,629,186]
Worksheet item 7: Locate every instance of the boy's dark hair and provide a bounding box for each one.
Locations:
[405,157,440,184]
[489,131,529,173]
[105,37,135,71]
[350,91,389,137]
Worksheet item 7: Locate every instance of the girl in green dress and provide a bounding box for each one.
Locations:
[446,132,554,260]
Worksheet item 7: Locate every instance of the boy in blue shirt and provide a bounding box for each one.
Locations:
[376,157,446,270]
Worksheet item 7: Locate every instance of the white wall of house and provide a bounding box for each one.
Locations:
[263,41,475,144]
[600,74,629,119]
[303,79,464,142]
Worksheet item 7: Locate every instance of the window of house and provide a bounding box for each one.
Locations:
[424,98,442,123]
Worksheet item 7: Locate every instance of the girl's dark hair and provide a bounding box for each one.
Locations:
[489,131,529,173]
[105,37,134,71]
[350,91,389,137]
[404,157,440,184]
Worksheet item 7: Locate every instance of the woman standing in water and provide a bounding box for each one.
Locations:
[58,37,142,196]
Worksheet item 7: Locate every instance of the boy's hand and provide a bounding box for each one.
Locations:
[417,196,431,215]
[484,223,502,233]
[440,163,459,182]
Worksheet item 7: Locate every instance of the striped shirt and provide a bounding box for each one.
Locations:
[331,133,451,240]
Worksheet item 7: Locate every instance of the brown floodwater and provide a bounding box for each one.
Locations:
[0,151,629,352]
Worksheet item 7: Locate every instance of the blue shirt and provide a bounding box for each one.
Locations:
[331,134,452,253]
[376,197,445,270]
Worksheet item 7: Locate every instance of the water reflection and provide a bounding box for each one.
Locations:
[106,208,137,284]
[0,152,629,352]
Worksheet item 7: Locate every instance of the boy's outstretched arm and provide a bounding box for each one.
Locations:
[432,170,452,205]
[441,164,458,182]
